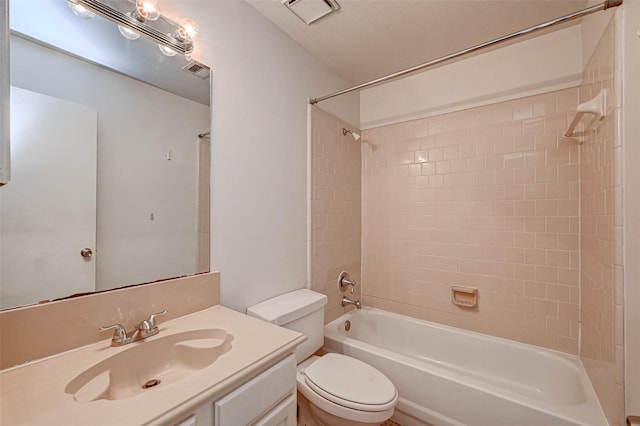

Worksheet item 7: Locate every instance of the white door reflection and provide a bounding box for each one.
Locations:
[1,87,97,308]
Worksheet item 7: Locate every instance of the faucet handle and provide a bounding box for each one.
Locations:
[99,324,127,343]
[338,272,356,294]
[147,310,167,328]
[343,277,356,293]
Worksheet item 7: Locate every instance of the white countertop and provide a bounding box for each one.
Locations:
[0,305,305,425]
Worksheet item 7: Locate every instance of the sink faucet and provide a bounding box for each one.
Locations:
[100,310,167,346]
[341,296,362,310]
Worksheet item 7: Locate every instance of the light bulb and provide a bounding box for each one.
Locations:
[68,1,95,19]
[118,24,140,40]
[136,0,160,21]
[177,18,199,41]
[158,43,177,57]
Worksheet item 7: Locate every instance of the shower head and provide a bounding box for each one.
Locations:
[342,128,361,141]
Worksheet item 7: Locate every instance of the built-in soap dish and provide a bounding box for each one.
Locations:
[451,286,478,308]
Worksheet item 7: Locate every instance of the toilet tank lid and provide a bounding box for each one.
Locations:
[246,289,328,326]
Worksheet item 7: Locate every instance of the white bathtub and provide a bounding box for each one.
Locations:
[324,308,607,426]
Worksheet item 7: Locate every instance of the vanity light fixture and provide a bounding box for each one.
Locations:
[158,41,177,57]
[158,18,199,57]
[133,0,160,21]
[116,0,160,41]
[118,22,141,40]
[67,0,198,56]
[68,1,96,19]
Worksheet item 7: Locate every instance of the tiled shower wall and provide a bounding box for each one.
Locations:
[578,17,624,426]
[309,16,623,424]
[309,106,362,323]
[362,88,581,354]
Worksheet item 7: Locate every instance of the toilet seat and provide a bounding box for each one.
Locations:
[303,353,397,411]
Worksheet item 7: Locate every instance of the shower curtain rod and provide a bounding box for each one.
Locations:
[309,0,623,105]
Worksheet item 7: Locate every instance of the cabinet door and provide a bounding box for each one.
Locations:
[215,355,296,426]
[172,401,213,426]
[174,414,197,426]
[253,394,296,426]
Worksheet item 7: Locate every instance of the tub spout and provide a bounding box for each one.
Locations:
[342,296,361,309]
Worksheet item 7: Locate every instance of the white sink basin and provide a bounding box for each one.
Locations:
[65,328,233,402]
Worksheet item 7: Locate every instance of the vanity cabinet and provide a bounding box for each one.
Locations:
[173,354,297,426]
[0,304,305,425]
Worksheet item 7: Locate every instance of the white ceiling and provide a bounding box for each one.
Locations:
[247,0,589,85]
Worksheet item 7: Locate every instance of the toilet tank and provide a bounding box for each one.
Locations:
[247,289,328,362]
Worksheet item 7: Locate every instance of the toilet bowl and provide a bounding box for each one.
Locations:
[247,289,398,426]
[297,355,397,426]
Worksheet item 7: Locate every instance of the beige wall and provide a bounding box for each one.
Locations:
[623,0,640,418]
[0,273,220,369]
[309,106,362,323]
[360,25,583,130]
[356,12,626,423]
[159,1,359,313]
[361,88,581,354]
[578,16,625,426]
[0,0,8,186]
[581,1,617,71]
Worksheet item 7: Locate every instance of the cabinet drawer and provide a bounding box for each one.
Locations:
[215,354,296,426]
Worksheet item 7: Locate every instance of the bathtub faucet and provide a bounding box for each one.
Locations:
[342,296,362,309]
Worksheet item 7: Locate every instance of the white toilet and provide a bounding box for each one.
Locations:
[247,289,397,426]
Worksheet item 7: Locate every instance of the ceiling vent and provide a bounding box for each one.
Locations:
[182,60,211,79]
[282,0,340,25]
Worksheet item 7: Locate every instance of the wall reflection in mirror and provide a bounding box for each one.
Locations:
[1,0,211,310]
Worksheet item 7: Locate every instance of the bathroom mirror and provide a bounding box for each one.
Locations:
[1,0,211,310]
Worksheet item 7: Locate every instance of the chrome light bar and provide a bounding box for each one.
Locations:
[69,0,193,55]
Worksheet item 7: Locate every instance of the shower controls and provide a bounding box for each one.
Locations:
[341,296,361,310]
[338,271,356,293]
